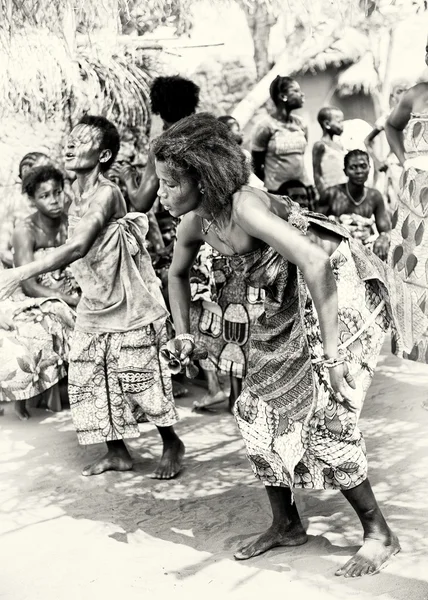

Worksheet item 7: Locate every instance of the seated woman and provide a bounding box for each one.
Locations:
[0,166,79,420]
[0,152,75,268]
[0,152,52,268]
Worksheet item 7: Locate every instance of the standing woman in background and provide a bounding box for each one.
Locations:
[251,76,311,198]
[385,43,428,362]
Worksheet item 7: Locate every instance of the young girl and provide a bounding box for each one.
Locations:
[0,166,77,420]
[0,115,184,479]
[312,106,347,197]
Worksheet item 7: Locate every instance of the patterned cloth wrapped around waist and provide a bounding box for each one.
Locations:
[404,114,428,163]
[68,212,168,333]
[335,213,377,245]
[232,201,428,363]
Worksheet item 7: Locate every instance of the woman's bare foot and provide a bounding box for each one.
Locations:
[14,402,30,421]
[234,522,308,560]
[172,380,188,399]
[81,446,133,477]
[193,390,227,410]
[133,405,149,423]
[152,438,185,479]
[335,532,400,577]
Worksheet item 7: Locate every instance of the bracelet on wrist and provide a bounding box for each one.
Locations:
[322,356,345,368]
[176,333,195,346]
[312,350,345,368]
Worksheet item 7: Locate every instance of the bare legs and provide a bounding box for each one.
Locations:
[234,486,308,560]
[152,426,185,479]
[234,480,399,577]
[228,375,242,413]
[193,371,243,412]
[82,439,133,476]
[14,400,30,420]
[193,368,227,409]
[337,479,400,577]
[82,426,185,479]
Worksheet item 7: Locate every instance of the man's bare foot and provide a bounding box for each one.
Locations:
[335,532,401,577]
[193,390,227,410]
[14,405,30,421]
[152,438,185,479]
[234,522,308,560]
[81,449,133,477]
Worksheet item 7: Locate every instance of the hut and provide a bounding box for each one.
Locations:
[0,28,155,202]
[240,13,427,183]
[336,15,427,113]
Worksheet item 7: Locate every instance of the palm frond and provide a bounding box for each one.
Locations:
[0,28,154,131]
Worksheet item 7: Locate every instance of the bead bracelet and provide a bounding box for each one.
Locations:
[176,333,196,345]
[312,353,345,368]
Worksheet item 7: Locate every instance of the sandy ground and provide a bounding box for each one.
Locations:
[1,337,428,600]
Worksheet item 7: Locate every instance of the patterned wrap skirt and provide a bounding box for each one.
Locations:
[68,322,177,445]
[235,240,390,490]
[389,162,428,362]
[0,297,74,402]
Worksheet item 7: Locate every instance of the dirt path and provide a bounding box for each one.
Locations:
[1,338,428,600]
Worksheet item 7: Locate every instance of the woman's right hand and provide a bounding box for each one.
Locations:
[160,338,208,378]
[64,292,80,308]
[0,267,25,300]
[0,312,15,331]
[164,337,195,365]
[328,361,358,413]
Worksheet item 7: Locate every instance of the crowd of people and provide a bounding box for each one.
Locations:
[1,42,428,579]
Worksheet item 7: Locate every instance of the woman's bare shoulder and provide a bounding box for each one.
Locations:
[13,214,36,237]
[233,186,290,221]
[178,212,204,239]
[410,82,428,113]
[233,185,269,208]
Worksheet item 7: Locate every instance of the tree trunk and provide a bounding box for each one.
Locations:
[379,28,395,114]
[62,0,76,54]
[6,0,13,39]
[231,24,339,128]
[241,3,275,79]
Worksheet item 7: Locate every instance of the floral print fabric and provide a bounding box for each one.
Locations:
[0,296,74,401]
[235,239,389,490]
[0,257,77,403]
[68,323,177,445]
[389,114,428,362]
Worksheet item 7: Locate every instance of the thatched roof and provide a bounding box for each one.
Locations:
[299,27,369,74]
[0,28,154,131]
[335,51,378,96]
[336,15,427,96]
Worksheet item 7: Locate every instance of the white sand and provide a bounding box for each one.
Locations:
[1,338,428,600]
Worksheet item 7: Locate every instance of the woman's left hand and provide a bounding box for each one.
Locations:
[373,234,390,261]
[0,267,23,301]
[0,312,15,331]
[328,361,358,413]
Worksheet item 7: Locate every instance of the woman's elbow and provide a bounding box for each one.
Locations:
[69,241,88,262]
[169,267,189,283]
[302,250,331,279]
[21,280,38,297]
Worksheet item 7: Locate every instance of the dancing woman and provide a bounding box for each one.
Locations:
[151,113,428,577]
[0,115,184,479]
[385,46,428,362]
